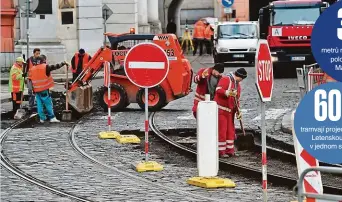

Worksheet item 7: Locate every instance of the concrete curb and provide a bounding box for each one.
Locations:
[281,110,294,134]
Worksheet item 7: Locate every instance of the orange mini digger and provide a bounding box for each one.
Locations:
[67,33,193,113]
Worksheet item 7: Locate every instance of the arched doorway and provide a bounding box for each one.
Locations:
[167,0,184,37]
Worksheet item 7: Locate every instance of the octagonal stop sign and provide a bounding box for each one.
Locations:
[255,40,274,102]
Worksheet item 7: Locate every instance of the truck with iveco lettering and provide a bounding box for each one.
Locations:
[258,0,329,77]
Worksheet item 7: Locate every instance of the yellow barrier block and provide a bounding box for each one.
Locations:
[116,134,140,144]
[136,161,164,172]
[187,177,236,188]
[98,131,120,139]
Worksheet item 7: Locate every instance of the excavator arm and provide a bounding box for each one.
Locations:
[68,46,113,92]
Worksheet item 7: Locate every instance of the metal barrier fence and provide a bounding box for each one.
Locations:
[296,63,326,99]
[296,166,342,202]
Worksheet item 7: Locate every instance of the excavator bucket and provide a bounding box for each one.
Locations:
[67,84,93,113]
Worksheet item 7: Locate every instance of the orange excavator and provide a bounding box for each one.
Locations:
[67,32,193,113]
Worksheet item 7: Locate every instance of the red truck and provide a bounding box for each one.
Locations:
[258,0,329,77]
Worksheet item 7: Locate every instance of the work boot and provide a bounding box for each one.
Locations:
[50,117,60,123]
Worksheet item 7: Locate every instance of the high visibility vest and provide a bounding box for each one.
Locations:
[204,25,213,40]
[29,64,54,93]
[9,63,24,93]
[193,21,205,39]
[72,53,90,73]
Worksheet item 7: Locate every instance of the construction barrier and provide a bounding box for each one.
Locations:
[187,94,235,188]
[297,167,342,202]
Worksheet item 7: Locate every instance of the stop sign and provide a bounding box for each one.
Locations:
[124,42,169,88]
[255,40,274,102]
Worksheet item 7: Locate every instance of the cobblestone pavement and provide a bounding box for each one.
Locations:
[1,55,299,201]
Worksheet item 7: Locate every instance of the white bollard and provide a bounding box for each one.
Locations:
[197,94,219,177]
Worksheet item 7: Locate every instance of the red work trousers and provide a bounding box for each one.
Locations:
[218,110,235,155]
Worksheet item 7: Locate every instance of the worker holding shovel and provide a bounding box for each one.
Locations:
[9,57,26,119]
[214,68,247,158]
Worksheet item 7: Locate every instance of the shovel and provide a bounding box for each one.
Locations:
[61,64,72,121]
[14,76,27,120]
[234,97,255,150]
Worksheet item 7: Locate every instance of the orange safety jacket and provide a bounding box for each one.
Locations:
[204,25,213,40]
[10,63,24,93]
[193,21,205,39]
[29,64,54,93]
[72,53,90,73]
[214,74,241,114]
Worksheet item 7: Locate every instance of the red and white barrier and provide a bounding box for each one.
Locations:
[292,111,323,201]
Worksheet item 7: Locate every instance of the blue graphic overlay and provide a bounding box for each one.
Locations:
[294,82,342,164]
[311,1,342,82]
[221,0,234,8]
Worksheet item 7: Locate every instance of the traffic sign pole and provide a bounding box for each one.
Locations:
[145,88,149,162]
[107,63,111,132]
[261,100,267,202]
[123,42,169,172]
[255,40,274,202]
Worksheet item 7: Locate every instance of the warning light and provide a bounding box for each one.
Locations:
[130,28,135,34]
[235,18,239,22]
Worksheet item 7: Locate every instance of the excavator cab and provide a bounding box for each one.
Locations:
[68,32,192,113]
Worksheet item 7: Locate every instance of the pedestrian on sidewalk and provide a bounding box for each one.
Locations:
[29,54,68,123]
[166,18,177,35]
[25,48,42,114]
[9,57,26,117]
[214,68,247,158]
[192,63,225,118]
[71,48,92,82]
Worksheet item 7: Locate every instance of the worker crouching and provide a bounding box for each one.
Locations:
[9,57,26,117]
[192,63,225,118]
[28,55,68,123]
[214,68,247,158]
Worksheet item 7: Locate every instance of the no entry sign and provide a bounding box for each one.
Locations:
[255,40,274,102]
[124,42,169,88]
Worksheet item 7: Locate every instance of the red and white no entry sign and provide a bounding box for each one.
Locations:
[124,42,170,88]
[255,39,274,102]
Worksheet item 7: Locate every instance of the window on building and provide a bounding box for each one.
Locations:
[61,11,73,24]
[34,0,53,14]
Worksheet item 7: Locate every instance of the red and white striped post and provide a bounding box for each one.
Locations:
[144,88,149,161]
[261,101,267,201]
[105,62,112,131]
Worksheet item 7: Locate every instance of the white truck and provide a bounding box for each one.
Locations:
[213,20,259,64]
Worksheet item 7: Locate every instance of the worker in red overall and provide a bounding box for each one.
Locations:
[214,68,247,157]
[192,63,225,118]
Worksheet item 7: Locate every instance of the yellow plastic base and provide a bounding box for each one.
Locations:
[98,131,120,139]
[187,177,236,188]
[136,161,164,172]
[116,134,140,144]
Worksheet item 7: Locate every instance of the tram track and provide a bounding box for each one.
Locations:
[0,115,94,202]
[149,111,342,195]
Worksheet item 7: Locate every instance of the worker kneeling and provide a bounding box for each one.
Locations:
[29,55,68,123]
[214,68,247,158]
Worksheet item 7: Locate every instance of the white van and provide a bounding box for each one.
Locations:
[213,21,259,64]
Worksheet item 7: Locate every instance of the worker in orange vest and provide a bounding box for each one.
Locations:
[192,63,225,118]
[9,57,26,116]
[71,48,92,82]
[214,68,247,158]
[193,19,206,56]
[29,55,68,123]
[204,22,214,55]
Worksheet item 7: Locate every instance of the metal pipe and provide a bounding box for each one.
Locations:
[297,166,342,202]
